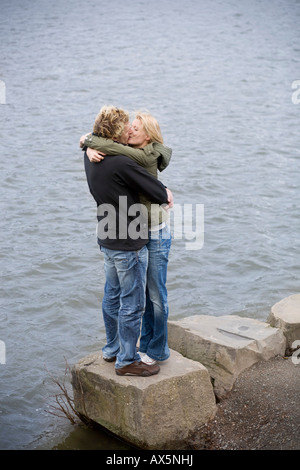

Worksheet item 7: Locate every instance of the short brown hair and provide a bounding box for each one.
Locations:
[93,105,129,140]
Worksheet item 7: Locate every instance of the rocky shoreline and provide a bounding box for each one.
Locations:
[71,293,300,450]
[189,355,300,450]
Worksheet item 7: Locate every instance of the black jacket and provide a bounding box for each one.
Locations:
[84,152,168,251]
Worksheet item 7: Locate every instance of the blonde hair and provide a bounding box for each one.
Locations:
[134,111,164,144]
[93,105,129,140]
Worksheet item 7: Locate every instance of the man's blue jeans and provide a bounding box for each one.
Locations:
[100,245,148,369]
[139,224,172,361]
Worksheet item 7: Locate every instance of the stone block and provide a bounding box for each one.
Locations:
[168,315,286,398]
[71,349,217,450]
[268,294,300,349]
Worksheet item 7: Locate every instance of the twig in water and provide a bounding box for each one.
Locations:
[46,358,92,427]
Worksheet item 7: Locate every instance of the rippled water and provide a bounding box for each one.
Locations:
[0,0,299,450]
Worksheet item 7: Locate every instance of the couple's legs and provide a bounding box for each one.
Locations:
[139,225,172,362]
[101,245,147,369]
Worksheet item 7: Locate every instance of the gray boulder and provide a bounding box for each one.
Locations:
[268,294,300,350]
[71,349,217,450]
[168,314,286,398]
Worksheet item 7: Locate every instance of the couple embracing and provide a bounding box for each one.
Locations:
[81,105,173,377]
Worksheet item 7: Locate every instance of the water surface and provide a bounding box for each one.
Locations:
[0,0,299,450]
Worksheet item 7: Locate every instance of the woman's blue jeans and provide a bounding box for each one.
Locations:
[100,245,148,369]
[139,224,172,361]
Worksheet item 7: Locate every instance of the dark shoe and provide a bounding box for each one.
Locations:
[103,356,116,362]
[115,361,160,377]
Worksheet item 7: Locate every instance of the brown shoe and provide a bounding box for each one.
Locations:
[103,355,116,363]
[115,361,160,377]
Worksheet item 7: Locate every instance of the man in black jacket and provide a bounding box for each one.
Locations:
[84,105,170,376]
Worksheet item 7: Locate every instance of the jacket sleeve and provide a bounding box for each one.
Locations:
[84,134,159,167]
[119,158,168,205]
[152,142,172,172]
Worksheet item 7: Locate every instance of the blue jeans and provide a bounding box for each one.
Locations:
[100,245,148,369]
[139,224,172,361]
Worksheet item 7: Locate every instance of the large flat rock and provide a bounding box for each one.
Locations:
[168,315,286,398]
[268,294,300,349]
[71,349,217,450]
